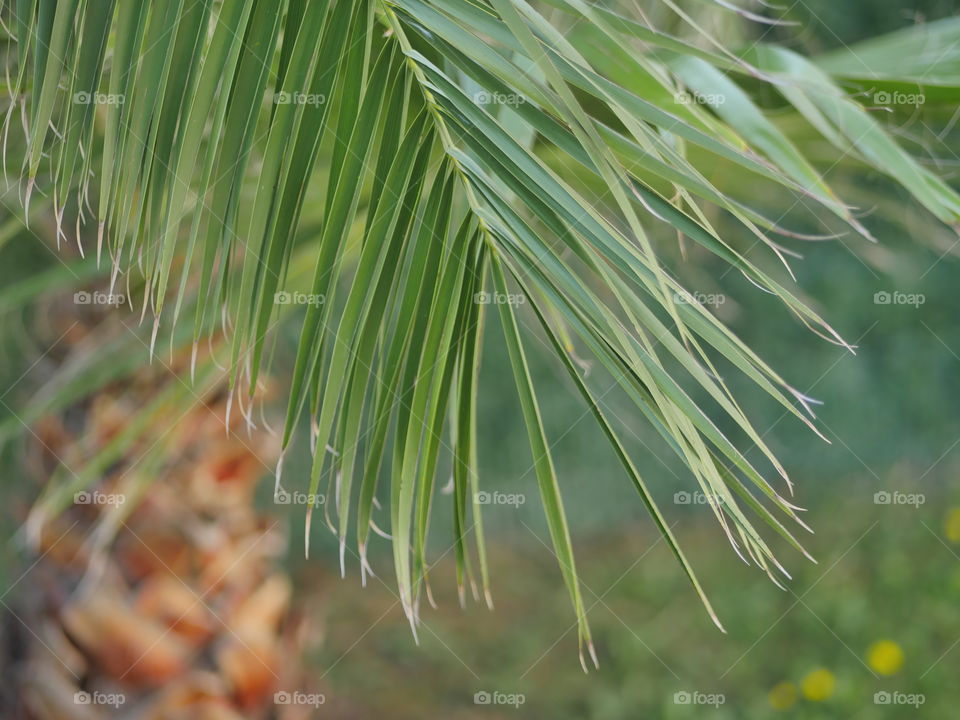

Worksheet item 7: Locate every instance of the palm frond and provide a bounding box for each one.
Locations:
[3,0,958,665]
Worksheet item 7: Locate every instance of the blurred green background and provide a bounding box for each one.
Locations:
[1,0,958,718]
[290,1,960,718]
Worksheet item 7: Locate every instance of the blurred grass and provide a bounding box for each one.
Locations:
[307,480,960,719]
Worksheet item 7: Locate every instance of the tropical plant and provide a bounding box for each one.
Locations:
[2,0,958,670]
[12,332,305,719]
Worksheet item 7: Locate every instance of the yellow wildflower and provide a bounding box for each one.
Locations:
[768,681,798,710]
[867,640,904,675]
[945,508,960,543]
[801,668,835,701]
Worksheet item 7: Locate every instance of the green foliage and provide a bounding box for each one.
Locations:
[319,490,960,718]
[2,0,958,662]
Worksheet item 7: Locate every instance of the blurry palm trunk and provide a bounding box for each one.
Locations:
[4,324,315,719]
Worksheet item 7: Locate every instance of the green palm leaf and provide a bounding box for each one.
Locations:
[3,0,958,662]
